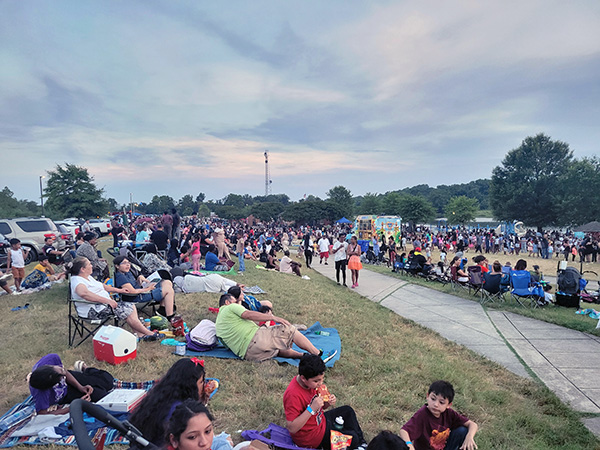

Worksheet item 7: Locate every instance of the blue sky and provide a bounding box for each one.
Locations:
[2,0,599,206]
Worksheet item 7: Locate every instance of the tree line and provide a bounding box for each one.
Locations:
[1,133,598,229]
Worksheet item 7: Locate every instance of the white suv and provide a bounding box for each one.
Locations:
[0,217,67,265]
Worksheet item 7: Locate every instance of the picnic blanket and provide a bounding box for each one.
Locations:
[185,322,341,367]
[0,378,219,448]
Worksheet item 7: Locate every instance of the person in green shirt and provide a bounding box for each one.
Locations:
[215,293,331,363]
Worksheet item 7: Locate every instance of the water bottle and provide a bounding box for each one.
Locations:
[315,330,330,336]
[0,405,35,433]
[334,416,344,431]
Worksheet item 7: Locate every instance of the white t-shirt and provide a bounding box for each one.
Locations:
[332,241,348,262]
[9,248,25,268]
[279,255,294,274]
[318,238,330,252]
[71,275,110,317]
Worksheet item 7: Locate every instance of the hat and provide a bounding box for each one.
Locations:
[415,247,421,252]
[533,265,540,270]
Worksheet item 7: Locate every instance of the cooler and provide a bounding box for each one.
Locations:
[93,325,137,365]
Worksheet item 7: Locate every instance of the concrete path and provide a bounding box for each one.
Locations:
[310,262,600,433]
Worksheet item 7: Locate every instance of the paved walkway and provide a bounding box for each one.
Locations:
[310,262,600,435]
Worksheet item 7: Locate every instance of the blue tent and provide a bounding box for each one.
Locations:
[336,217,352,224]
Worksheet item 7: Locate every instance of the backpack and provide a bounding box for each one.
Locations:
[189,319,217,347]
[558,267,580,294]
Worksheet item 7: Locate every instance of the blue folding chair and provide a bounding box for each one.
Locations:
[510,270,543,308]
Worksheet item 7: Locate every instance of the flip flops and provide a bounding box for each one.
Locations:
[11,303,30,311]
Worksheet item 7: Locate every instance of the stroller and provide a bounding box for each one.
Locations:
[556,265,581,308]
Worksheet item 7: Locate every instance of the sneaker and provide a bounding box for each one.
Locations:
[321,349,338,364]
[73,360,87,372]
[324,262,328,265]
[302,275,310,280]
[343,283,348,287]
[12,291,22,296]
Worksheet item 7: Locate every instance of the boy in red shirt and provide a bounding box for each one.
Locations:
[399,381,478,450]
[283,354,367,450]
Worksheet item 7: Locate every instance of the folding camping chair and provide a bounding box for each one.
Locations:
[510,270,542,308]
[68,280,118,347]
[450,266,469,292]
[481,272,506,305]
[467,266,485,299]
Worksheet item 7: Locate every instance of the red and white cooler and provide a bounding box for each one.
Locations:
[93,325,137,365]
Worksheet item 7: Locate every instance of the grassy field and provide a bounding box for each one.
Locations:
[364,264,600,337]
[1,238,598,449]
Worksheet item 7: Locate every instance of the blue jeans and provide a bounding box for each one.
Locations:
[237,252,245,272]
[445,426,468,450]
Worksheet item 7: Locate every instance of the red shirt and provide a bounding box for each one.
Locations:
[283,377,325,448]
[401,404,468,450]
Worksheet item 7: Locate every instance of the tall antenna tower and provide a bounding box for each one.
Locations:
[264,150,272,196]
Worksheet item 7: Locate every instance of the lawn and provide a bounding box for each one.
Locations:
[1,238,598,449]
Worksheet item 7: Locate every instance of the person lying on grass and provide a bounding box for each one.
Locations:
[399,380,478,450]
[284,354,367,450]
[28,353,113,415]
[215,293,335,362]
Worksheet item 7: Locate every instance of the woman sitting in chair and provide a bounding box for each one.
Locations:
[113,255,177,322]
[69,257,159,340]
[450,256,469,282]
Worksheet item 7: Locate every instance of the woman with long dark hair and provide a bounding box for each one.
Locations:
[129,358,209,448]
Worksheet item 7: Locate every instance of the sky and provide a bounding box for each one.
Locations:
[1,0,599,206]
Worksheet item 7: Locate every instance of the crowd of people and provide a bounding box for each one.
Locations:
[12,210,600,450]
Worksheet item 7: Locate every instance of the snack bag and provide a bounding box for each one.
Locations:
[330,430,352,450]
[316,384,331,402]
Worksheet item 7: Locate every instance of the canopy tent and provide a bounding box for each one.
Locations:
[574,221,600,233]
[336,217,352,224]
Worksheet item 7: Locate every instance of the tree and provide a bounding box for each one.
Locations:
[195,193,206,203]
[326,185,353,219]
[562,157,600,225]
[445,196,479,225]
[251,202,284,222]
[177,195,197,216]
[490,133,573,230]
[358,193,381,215]
[145,195,175,215]
[44,164,107,218]
[381,192,403,215]
[397,194,436,227]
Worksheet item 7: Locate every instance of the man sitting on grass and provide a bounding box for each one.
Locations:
[399,380,478,450]
[284,354,367,450]
[215,293,336,362]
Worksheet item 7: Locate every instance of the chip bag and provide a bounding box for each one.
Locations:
[330,430,352,450]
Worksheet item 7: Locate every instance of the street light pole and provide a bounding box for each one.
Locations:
[39,175,45,216]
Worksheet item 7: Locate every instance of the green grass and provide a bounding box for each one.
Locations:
[364,264,600,336]
[1,239,598,449]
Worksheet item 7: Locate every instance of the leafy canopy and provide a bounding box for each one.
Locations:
[445,196,479,225]
[490,133,573,229]
[44,164,107,219]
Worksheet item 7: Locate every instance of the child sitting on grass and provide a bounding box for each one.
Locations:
[284,354,367,450]
[399,380,478,450]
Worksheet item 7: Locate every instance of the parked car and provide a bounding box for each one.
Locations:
[56,223,75,247]
[89,218,111,236]
[55,221,80,240]
[0,217,67,265]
